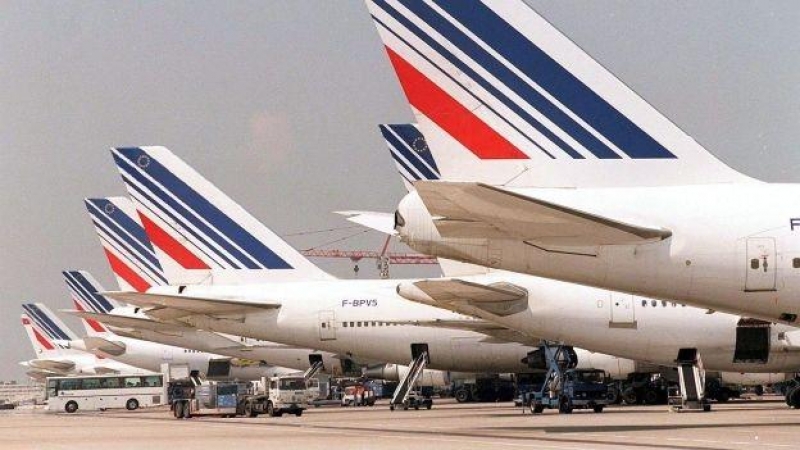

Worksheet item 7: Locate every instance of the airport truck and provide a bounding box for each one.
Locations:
[240,375,311,417]
[170,379,240,419]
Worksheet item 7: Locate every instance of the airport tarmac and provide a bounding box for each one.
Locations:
[2,398,798,450]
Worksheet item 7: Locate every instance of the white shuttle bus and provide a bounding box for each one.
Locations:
[46,374,166,413]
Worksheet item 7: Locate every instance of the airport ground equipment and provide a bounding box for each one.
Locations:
[304,356,325,380]
[239,375,310,417]
[669,348,711,412]
[170,379,240,419]
[341,383,377,407]
[452,374,516,403]
[525,344,608,414]
[389,346,433,410]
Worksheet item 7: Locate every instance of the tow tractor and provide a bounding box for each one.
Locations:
[524,343,609,414]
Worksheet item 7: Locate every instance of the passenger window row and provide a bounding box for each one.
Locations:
[640,299,685,308]
[340,321,397,328]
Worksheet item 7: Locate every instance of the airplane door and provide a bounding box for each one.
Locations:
[609,293,636,328]
[745,238,777,291]
[318,310,336,341]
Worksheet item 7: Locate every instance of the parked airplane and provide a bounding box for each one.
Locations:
[359,124,800,377]
[78,196,370,376]
[365,0,800,325]
[63,270,295,380]
[19,304,142,379]
[98,145,632,378]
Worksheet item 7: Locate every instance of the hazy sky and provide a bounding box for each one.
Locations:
[3,1,800,381]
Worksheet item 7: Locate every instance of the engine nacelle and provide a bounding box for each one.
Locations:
[363,364,450,387]
[719,372,791,386]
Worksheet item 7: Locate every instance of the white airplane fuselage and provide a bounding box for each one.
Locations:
[397,183,800,325]
[398,271,800,373]
[149,280,541,374]
[146,271,800,376]
[102,323,363,377]
[69,336,293,380]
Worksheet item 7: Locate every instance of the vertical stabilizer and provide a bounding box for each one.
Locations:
[366,0,752,187]
[21,304,78,355]
[85,197,168,292]
[111,146,334,285]
[62,270,119,336]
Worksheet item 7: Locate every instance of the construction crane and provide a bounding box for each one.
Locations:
[300,236,437,278]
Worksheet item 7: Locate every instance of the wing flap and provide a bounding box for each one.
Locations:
[415,181,671,246]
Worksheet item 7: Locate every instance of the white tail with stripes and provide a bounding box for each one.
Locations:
[367,0,751,187]
[111,146,334,285]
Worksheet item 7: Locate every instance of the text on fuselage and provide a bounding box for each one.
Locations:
[340,299,378,307]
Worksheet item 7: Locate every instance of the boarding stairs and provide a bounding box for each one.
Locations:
[389,351,428,410]
[303,360,325,380]
[670,348,710,412]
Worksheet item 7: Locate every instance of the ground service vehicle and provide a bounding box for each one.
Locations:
[240,376,310,417]
[525,346,608,414]
[47,373,165,413]
[170,379,239,419]
[341,384,377,407]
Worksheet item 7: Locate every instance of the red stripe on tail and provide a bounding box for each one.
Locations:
[386,48,528,160]
[72,300,107,333]
[32,327,55,350]
[103,249,152,293]
[137,212,210,270]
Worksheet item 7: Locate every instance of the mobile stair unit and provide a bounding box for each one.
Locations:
[389,345,433,411]
[669,348,711,412]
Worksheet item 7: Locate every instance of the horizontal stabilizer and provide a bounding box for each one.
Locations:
[99,291,280,320]
[27,359,75,372]
[405,280,524,304]
[67,310,192,334]
[398,278,529,317]
[81,336,127,357]
[416,181,671,246]
[335,211,397,236]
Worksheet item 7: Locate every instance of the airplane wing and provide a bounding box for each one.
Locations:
[335,210,397,235]
[383,318,538,347]
[415,181,671,247]
[100,291,280,320]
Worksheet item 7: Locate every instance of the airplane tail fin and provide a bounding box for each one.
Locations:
[366,0,751,187]
[111,146,333,284]
[21,313,61,357]
[21,304,78,356]
[379,123,439,191]
[85,197,168,292]
[62,270,119,336]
